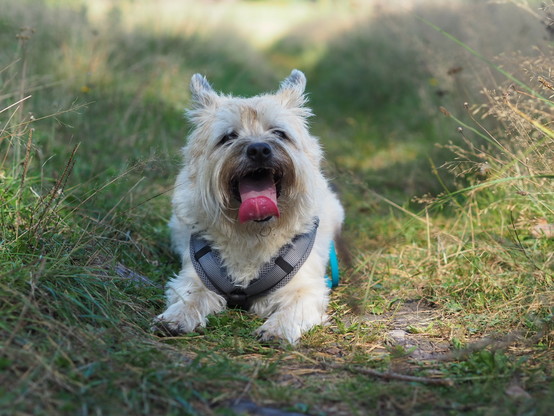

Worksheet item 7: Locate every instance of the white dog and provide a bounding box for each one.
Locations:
[155,70,344,344]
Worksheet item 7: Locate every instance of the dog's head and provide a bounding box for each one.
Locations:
[182,70,323,228]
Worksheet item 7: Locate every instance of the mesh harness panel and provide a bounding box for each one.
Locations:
[190,218,320,309]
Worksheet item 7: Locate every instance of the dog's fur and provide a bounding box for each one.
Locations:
[156,70,344,344]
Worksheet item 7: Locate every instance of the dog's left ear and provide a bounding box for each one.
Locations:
[278,69,307,108]
[190,73,218,109]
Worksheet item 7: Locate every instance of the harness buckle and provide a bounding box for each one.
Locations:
[227,290,250,310]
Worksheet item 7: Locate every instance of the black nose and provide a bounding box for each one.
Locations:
[246,142,272,164]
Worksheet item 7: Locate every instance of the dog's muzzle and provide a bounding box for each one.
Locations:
[246,142,272,165]
[231,142,284,223]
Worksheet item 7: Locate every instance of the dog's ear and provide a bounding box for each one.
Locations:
[278,69,307,108]
[190,74,218,109]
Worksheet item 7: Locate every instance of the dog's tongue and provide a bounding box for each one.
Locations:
[238,173,279,223]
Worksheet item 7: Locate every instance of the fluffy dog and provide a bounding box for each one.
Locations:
[156,70,344,344]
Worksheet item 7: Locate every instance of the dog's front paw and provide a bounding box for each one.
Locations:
[255,320,303,345]
[254,327,291,345]
[153,301,207,337]
[255,305,328,345]
[151,317,187,337]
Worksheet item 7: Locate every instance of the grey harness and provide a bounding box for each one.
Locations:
[190,218,319,310]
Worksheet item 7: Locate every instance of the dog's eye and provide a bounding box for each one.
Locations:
[219,131,238,146]
[272,129,289,141]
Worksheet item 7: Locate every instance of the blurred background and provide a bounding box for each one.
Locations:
[2,0,550,207]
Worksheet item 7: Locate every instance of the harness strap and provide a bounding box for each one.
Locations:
[242,220,318,298]
[190,218,320,309]
[190,237,234,296]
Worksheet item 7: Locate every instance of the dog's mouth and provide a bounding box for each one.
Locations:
[232,169,282,223]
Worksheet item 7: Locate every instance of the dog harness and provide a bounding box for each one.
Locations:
[190,218,333,310]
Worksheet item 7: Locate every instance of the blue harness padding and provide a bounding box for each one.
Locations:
[325,240,340,289]
[190,218,320,309]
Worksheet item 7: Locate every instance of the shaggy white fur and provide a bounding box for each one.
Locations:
[156,70,344,344]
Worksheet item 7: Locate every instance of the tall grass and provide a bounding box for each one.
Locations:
[345,13,554,367]
[295,0,551,200]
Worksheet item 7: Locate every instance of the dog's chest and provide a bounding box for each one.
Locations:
[214,237,289,286]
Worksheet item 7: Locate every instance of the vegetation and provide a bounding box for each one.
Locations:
[1,0,552,415]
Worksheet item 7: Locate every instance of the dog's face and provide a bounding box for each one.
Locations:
[182,70,323,227]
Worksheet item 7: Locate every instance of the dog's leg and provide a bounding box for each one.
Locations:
[154,265,226,335]
[253,266,329,344]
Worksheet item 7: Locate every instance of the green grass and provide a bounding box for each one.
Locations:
[1,0,553,415]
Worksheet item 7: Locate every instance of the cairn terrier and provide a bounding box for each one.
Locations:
[156,69,344,344]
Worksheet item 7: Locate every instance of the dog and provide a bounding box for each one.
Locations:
[155,69,344,344]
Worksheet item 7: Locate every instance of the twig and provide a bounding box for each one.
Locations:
[15,128,34,237]
[325,362,454,387]
[30,143,79,236]
[114,262,161,288]
[0,94,32,115]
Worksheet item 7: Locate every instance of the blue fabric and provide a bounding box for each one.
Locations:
[325,240,340,289]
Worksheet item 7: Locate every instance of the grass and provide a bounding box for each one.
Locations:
[1,0,553,415]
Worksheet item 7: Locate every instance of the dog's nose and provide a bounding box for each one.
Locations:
[246,142,272,164]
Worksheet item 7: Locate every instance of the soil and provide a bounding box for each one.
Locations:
[354,299,452,361]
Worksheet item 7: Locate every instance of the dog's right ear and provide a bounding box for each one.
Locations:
[190,74,218,109]
[277,69,307,109]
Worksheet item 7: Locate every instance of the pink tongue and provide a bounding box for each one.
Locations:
[238,174,279,223]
